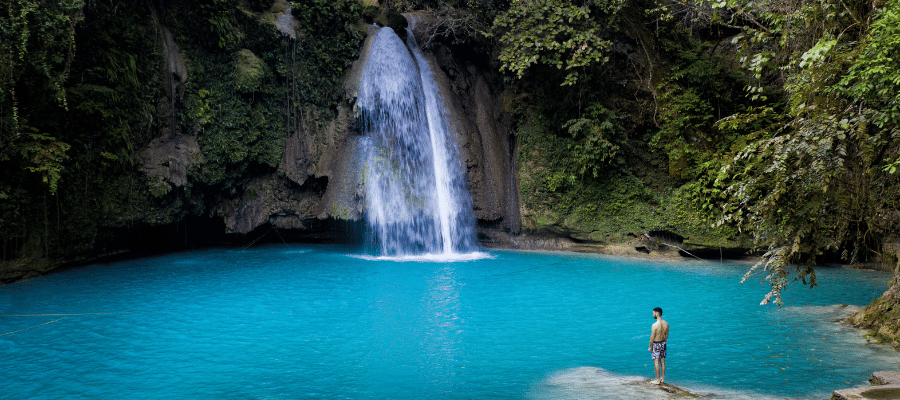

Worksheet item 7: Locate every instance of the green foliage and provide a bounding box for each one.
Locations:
[172,0,362,191]
[200,0,243,49]
[714,2,900,301]
[20,134,70,194]
[517,107,675,241]
[652,32,749,180]
[517,101,625,189]
[492,0,621,85]
[292,0,362,34]
[645,0,900,304]
[0,1,84,195]
[191,86,286,185]
[180,42,285,188]
[291,0,364,107]
[562,103,623,178]
[832,0,900,127]
[0,0,84,112]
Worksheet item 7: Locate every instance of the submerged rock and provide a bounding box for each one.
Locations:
[533,367,701,399]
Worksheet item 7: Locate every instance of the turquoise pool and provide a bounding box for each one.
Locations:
[0,245,894,399]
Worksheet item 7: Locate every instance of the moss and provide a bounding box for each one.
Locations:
[232,49,267,92]
[375,9,408,30]
[362,5,380,22]
[852,293,900,348]
[0,258,60,284]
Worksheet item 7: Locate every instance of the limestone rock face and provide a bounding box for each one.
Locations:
[138,134,204,196]
[216,174,327,234]
[163,21,520,237]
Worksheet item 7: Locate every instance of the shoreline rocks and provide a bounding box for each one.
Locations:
[832,371,900,400]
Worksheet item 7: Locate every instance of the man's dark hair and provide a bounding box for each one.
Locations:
[653,307,663,315]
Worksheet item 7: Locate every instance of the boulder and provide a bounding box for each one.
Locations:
[375,8,408,35]
[872,371,900,386]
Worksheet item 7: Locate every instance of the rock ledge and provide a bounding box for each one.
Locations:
[832,371,900,400]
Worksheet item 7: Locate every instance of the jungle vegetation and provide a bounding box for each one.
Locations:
[2,0,900,305]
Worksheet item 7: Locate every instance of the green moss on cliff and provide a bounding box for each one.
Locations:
[852,284,900,348]
[515,98,743,247]
[232,49,268,92]
[0,0,364,274]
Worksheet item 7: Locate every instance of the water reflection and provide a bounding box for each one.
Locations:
[421,264,463,392]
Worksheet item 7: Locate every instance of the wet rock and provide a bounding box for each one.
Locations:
[375,8,408,36]
[272,0,298,39]
[216,21,520,237]
[629,379,700,397]
[832,384,900,400]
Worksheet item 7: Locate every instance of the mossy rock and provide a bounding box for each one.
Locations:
[232,49,267,93]
[852,294,900,347]
[375,8,408,35]
[362,5,380,23]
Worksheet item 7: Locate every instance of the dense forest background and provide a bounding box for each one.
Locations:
[2,0,900,308]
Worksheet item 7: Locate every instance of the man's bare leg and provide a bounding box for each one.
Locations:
[653,359,661,384]
[659,359,665,384]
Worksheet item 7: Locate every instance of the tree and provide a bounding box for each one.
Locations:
[492,0,623,85]
[696,0,900,305]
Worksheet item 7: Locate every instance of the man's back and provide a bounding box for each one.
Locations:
[651,319,669,342]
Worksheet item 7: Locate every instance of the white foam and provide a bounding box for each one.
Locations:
[349,251,493,263]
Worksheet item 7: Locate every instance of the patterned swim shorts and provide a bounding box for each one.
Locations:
[651,341,667,360]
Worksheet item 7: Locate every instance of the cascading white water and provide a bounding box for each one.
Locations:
[356,24,476,256]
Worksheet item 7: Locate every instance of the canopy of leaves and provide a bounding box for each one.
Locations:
[492,0,622,85]
[691,0,900,305]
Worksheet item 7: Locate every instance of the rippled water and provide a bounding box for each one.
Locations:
[0,245,894,399]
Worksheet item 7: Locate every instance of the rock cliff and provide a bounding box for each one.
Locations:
[136,15,520,239]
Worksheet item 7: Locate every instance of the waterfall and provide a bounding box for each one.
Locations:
[356,24,476,257]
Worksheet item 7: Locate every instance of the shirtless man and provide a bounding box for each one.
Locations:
[648,307,669,384]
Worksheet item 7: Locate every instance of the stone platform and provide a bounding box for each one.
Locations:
[832,371,900,400]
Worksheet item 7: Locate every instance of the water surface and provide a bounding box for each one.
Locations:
[0,245,893,399]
